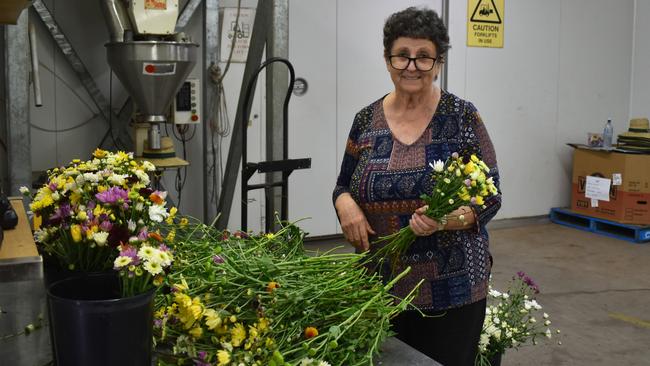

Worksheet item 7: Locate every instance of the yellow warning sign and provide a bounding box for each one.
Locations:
[467,0,504,48]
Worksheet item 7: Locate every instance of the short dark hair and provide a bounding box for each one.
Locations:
[383,7,450,61]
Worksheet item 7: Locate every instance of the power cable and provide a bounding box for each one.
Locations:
[30,113,100,133]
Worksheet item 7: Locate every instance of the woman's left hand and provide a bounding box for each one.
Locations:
[410,205,440,236]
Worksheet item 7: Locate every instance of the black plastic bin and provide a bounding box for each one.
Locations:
[47,272,155,366]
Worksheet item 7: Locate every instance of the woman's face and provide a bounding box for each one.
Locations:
[385,37,440,94]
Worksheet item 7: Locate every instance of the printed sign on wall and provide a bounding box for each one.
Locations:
[467,0,504,48]
[220,8,256,63]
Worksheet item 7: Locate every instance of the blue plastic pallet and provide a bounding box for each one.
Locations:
[549,207,650,244]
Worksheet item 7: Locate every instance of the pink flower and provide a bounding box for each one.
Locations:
[95,187,128,204]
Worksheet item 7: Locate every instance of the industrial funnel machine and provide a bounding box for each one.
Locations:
[101,0,198,161]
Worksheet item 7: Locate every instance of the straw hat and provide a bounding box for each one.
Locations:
[618,118,650,139]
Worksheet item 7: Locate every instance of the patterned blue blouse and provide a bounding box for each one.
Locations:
[333,90,501,311]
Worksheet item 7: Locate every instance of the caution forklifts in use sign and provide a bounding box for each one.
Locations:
[467,0,504,48]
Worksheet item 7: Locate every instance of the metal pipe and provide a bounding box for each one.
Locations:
[99,0,132,43]
[28,18,42,107]
[440,0,449,90]
[5,11,31,196]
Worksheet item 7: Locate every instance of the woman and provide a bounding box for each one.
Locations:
[333,7,501,366]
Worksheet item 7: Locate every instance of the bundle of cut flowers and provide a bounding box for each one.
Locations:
[20,148,172,274]
[371,152,498,268]
[475,272,560,366]
[153,218,421,366]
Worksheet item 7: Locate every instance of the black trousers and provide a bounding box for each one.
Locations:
[391,299,487,366]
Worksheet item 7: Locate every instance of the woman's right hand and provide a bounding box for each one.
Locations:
[335,193,375,252]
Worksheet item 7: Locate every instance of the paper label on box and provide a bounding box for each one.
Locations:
[585,176,611,202]
[591,198,599,207]
[612,173,622,186]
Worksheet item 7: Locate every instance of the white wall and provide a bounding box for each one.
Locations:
[288,0,442,236]
[448,0,635,219]
[630,0,650,119]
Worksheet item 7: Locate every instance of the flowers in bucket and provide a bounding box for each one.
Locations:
[113,232,174,297]
[20,149,171,272]
[475,272,560,366]
[371,153,498,267]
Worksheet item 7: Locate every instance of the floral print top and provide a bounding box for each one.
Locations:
[333,90,502,311]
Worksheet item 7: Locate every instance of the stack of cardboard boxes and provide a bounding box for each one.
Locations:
[571,146,650,225]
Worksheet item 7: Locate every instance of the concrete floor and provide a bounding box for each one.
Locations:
[306,218,650,366]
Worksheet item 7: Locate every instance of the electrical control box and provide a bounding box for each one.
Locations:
[173,78,200,124]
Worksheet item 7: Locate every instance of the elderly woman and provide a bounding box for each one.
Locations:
[333,7,501,366]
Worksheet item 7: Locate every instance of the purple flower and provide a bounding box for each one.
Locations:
[464,179,472,187]
[100,220,113,232]
[153,319,163,329]
[194,352,210,366]
[87,200,96,210]
[137,228,149,241]
[48,182,58,192]
[159,244,170,252]
[517,271,540,294]
[95,187,129,204]
[49,203,72,225]
[120,245,138,259]
[212,255,224,264]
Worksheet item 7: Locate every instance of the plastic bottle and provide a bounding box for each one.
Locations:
[603,118,613,149]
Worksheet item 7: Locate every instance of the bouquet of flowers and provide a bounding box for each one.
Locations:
[475,272,560,366]
[21,149,172,275]
[153,219,420,366]
[371,152,498,267]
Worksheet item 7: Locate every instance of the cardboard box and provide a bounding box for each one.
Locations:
[571,146,650,225]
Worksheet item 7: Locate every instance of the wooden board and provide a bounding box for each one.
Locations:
[0,199,38,260]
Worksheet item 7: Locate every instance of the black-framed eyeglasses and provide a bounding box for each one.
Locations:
[389,55,437,71]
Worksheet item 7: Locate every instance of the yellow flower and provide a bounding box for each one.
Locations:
[70,225,82,242]
[248,325,259,339]
[231,323,246,347]
[217,350,231,365]
[97,185,107,193]
[173,277,189,292]
[266,281,280,293]
[180,217,189,228]
[464,161,476,175]
[189,326,203,339]
[304,326,318,339]
[265,233,275,240]
[204,309,222,330]
[93,148,108,158]
[265,337,274,348]
[174,293,193,308]
[475,196,485,205]
[258,318,269,332]
[471,154,479,163]
[166,230,176,242]
[93,205,108,218]
[154,307,166,319]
